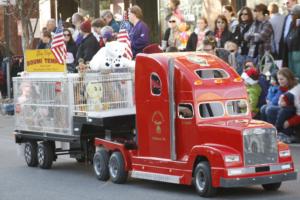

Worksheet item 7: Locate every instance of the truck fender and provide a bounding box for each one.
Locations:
[187,144,241,187]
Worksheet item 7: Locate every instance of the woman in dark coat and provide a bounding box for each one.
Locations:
[63,28,77,73]
[213,15,233,48]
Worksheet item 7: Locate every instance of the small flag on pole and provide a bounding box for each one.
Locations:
[117,29,133,60]
[51,20,66,64]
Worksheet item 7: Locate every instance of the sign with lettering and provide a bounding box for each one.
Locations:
[25,49,66,72]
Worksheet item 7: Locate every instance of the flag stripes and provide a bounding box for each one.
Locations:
[117,29,133,60]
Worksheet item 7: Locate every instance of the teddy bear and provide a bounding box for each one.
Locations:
[86,81,104,111]
[89,41,135,73]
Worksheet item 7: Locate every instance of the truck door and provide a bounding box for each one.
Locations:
[135,56,172,159]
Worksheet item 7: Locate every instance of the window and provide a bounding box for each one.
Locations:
[199,102,224,118]
[178,104,194,119]
[150,73,161,96]
[195,69,229,79]
[226,100,248,116]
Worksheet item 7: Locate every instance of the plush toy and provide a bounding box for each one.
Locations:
[86,81,104,111]
[89,41,135,72]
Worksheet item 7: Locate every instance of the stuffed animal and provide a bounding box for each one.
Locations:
[89,41,135,72]
[86,81,104,111]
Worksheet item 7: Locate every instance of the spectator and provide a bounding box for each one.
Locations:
[279,0,298,67]
[100,26,115,43]
[36,31,52,49]
[75,20,100,65]
[223,5,239,32]
[225,40,244,75]
[161,15,180,51]
[266,68,298,136]
[214,15,233,48]
[241,63,262,117]
[244,4,273,64]
[167,0,184,22]
[286,4,300,80]
[186,16,213,51]
[71,13,84,46]
[102,10,120,33]
[260,70,286,121]
[91,18,106,41]
[268,2,285,58]
[202,35,230,63]
[46,19,57,34]
[63,29,77,73]
[128,5,150,58]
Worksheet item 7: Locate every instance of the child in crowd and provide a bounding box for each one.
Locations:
[241,63,261,117]
[224,40,243,75]
[260,71,285,121]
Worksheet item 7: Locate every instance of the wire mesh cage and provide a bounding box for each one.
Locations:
[13,72,135,135]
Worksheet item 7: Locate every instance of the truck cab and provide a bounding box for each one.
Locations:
[93,52,297,197]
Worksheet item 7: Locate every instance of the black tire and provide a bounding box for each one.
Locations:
[93,148,110,181]
[109,151,128,184]
[37,142,54,169]
[24,141,38,167]
[193,161,217,197]
[262,182,282,191]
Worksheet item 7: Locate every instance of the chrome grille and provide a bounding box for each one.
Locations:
[243,128,278,166]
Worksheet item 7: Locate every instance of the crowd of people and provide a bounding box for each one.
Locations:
[26,0,300,143]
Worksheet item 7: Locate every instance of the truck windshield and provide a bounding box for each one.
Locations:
[199,99,248,119]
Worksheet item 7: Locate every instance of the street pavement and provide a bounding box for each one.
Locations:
[0,115,299,200]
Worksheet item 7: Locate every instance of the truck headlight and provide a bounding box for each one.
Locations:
[279,150,291,158]
[225,155,240,163]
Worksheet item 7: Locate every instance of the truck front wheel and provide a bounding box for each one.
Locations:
[37,142,54,169]
[109,151,128,184]
[24,141,38,167]
[262,182,281,191]
[193,161,217,197]
[93,148,110,181]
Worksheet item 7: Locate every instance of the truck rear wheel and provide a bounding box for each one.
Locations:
[24,141,38,167]
[262,182,282,191]
[109,151,128,184]
[93,148,110,181]
[37,142,54,169]
[193,161,217,197]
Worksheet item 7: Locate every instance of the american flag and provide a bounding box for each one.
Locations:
[51,21,66,64]
[117,29,133,60]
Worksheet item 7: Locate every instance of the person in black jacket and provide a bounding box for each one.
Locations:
[75,20,100,66]
[186,17,213,51]
[63,28,77,73]
[232,6,254,57]
[213,15,233,48]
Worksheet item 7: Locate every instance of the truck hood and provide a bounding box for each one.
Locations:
[198,118,273,132]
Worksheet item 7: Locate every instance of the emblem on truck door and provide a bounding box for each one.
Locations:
[152,111,164,134]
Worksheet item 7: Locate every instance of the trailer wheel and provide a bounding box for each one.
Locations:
[262,182,282,191]
[24,141,38,167]
[193,161,217,197]
[37,142,54,169]
[109,151,128,184]
[93,148,110,181]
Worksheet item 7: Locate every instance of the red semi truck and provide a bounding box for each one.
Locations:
[92,52,297,197]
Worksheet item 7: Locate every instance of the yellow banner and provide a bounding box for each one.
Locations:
[25,49,66,72]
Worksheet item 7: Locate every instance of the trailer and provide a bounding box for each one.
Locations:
[13,72,135,168]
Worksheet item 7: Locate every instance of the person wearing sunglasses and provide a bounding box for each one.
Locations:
[162,15,180,51]
[232,7,253,62]
[213,15,233,48]
[63,28,77,73]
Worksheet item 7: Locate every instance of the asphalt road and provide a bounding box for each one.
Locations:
[0,115,299,200]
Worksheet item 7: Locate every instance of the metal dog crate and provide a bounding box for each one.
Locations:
[13,72,135,136]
